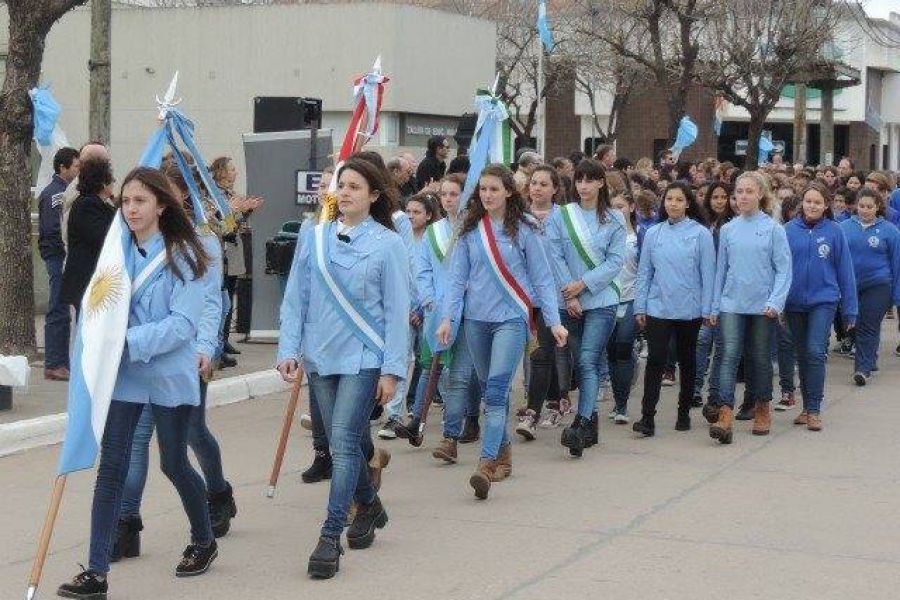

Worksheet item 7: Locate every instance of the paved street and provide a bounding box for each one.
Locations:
[2,331,900,599]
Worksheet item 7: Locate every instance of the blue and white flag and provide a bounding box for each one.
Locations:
[458,88,511,215]
[669,116,698,161]
[758,135,775,165]
[29,85,70,192]
[58,213,135,474]
[537,0,555,52]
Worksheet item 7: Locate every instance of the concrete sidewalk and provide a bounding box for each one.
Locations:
[1,330,899,599]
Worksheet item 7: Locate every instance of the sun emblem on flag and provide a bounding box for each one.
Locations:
[86,266,124,318]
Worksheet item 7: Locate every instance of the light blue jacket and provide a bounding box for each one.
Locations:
[443,216,561,328]
[277,217,411,379]
[635,218,716,320]
[393,210,417,310]
[546,204,626,310]
[415,218,452,311]
[114,233,205,407]
[195,233,223,359]
[712,210,793,315]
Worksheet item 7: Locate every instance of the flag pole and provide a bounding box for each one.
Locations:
[24,475,68,600]
[266,367,305,498]
[537,44,545,156]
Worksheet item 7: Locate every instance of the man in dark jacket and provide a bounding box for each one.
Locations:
[415,135,450,190]
[38,147,80,381]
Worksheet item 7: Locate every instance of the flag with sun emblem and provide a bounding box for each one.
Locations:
[58,212,135,474]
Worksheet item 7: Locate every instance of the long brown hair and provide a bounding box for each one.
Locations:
[574,158,611,223]
[119,167,209,281]
[460,164,532,239]
[335,158,398,232]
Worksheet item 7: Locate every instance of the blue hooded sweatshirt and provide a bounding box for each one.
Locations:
[784,216,857,320]
[840,216,900,305]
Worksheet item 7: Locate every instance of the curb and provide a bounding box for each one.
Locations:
[0,369,293,459]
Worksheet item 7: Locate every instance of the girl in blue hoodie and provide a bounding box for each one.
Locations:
[708,172,792,445]
[840,188,900,386]
[784,182,857,432]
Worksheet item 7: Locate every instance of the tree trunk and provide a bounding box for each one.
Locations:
[89,0,111,144]
[666,85,687,142]
[0,1,85,356]
[745,112,766,171]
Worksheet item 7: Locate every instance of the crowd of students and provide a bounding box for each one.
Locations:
[50,140,900,596]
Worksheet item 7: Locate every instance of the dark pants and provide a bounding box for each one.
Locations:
[641,316,702,417]
[222,275,237,343]
[89,401,213,574]
[527,312,560,418]
[43,255,71,369]
[309,382,329,452]
[608,301,638,413]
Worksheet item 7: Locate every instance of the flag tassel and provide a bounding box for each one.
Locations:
[25,475,68,600]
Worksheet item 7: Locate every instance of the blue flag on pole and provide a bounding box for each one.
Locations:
[537,0,554,52]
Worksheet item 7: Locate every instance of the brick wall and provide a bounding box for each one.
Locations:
[848,122,881,170]
[544,64,581,160]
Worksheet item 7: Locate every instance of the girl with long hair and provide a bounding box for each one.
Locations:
[437,164,566,499]
[632,181,715,436]
[706,171,792,445]
[276,157,410,578]
[784,182,857,431]
[546,158,625,456]
[58,167,215,599]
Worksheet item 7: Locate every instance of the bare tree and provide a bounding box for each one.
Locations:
[0,0,87,356]
[696,0,840,168]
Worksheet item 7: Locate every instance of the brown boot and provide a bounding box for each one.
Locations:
[806,413,822,431]
[793,411,809,426]
[469,459,498,500]
[752,401,771,436]
[491,443,512,482]
[367,448,391,492]
[431,438,458,464]
[709,405,734,444]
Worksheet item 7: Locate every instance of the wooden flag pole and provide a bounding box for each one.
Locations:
[407,354,443,448]
[266,367,305,498]
[25,475,68,600]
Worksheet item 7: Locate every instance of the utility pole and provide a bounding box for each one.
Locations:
[89,0,111,144]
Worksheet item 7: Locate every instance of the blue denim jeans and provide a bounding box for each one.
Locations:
[855,284,892,375]
[121,380,228,518]
[776,321,796,394]
[43,255,71,369]
[412,330,479,438]
[717,313,774,408]
[308,370,379,539]
[464,318,527,459]
[90,400,212,573]
[694,323,721,400]
[608,301,637,413]
[563,306,617,418]
[786,304,837,414]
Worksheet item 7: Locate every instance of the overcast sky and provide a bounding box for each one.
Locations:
[862,0,899,19]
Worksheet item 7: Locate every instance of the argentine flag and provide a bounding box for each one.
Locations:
[58,213,134,474]
[537,0,555,52]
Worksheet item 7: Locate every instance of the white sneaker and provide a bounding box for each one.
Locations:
[377,418,400,440]
[539,409,562,428]
[515,410,537,441]
[614,412,629,425]
[299,414,313,431]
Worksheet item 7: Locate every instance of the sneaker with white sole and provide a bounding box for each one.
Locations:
[377,418,401,440]
[515,410,537,441]
[774,391,795,412]
[661,369,676,386]
[539,409,562,428]
[300,414,313,430]
[614,412,629,425]
[853,372,868,386]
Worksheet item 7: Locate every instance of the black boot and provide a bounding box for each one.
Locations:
[586,411,599,447]
[57,569,108,599]
[175,540,218,577]
[301,449,332,484]
[561,416,590,457]
[459,415,480,444]
[702,402,720,424]
[109,515,142,562]
[735,401,755,421]
[691,393,703,408]
[675,408,691,431]
[223,341,241,355]
[208,483,237,538]
[308,535,344,579]
[395,416,424,447]
[346,495,389,550]
[632,414,655,437]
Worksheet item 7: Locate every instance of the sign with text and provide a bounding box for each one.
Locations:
[296,170,322,205]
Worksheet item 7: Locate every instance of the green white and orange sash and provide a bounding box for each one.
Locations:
[425,218,452,262]
[476,215,536,336]
[559,203,621,300]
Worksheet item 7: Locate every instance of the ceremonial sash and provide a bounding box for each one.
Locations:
[312,222,385,357]
[560,204,621,300]
[131,246,167,299]
[476,215,536,335]
[425,218,452,262]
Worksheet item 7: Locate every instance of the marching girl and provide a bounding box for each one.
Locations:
[276,158,409,578]
[109,167,237,568]
[605,191,639,424]
[546,158,625,456]
[784,182,857,432]
[632,182,715,436]
[58,167,215,599]
[400,173,482,462]
[516,164,570,439]
[693,183,733,408]
[841,188,900,387]
[437,164,566,499]
[707,172,792,445]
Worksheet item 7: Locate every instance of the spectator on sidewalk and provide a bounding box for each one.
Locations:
[415,135,450,190]
[60,158,116,320]
[60,142,109,252]
[38,147,80,381]
[387,156,413,205]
